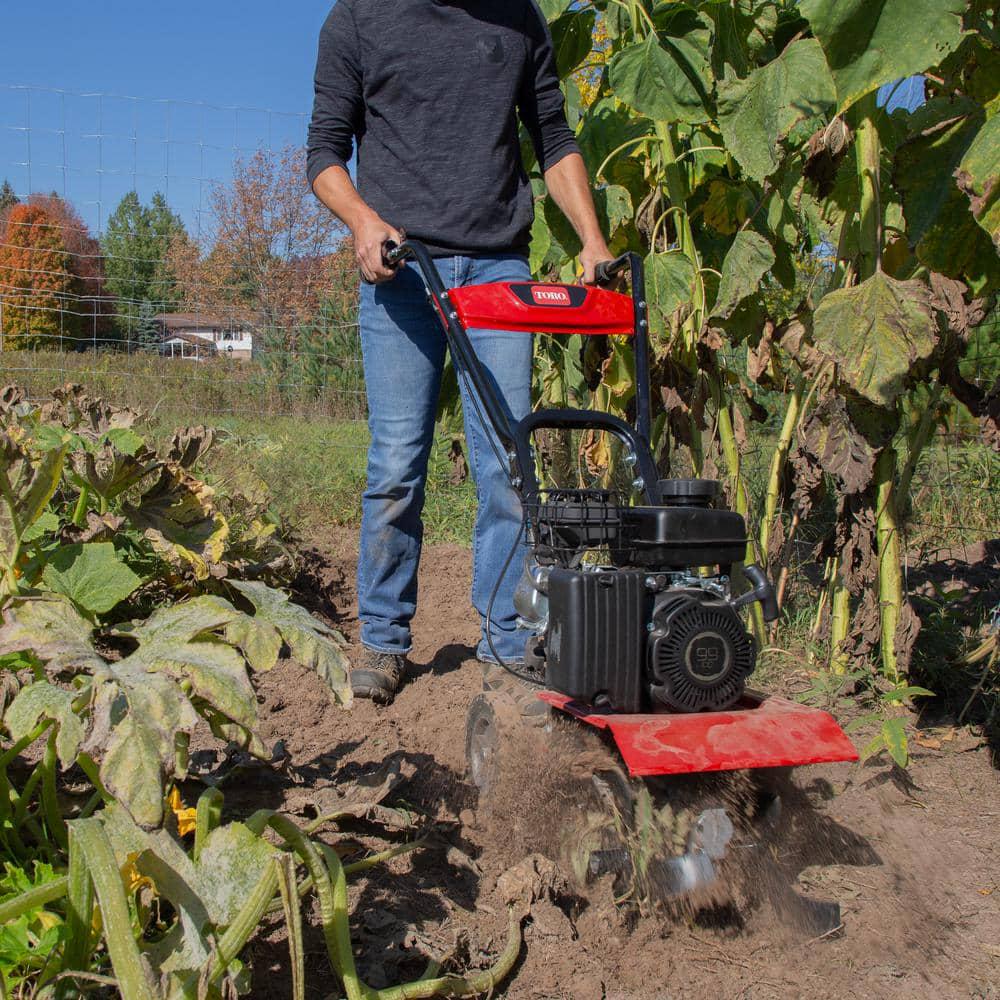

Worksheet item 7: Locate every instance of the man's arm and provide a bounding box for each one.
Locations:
[312,166,403,285]
[520,3,612,284]
[544,153,612,285]
[307,2,400,283]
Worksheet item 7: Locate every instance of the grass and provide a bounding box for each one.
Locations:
[159,414,480,546]
[0,349,366,423]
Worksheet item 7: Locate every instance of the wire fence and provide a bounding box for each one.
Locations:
[0,82,998,555]
[0,83,366,426]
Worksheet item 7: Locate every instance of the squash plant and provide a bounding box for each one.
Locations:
[531,0,999,679]
[0,383,351,826]
[0,384,536,999]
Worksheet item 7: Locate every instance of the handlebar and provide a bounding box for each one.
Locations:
[382,239,408,269]
[593,253,631,287]
[384,239,630,289]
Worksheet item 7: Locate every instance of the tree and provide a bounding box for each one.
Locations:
[135,299,161,352]
[0,203,81,349]
[102,191,188,343]
[0,179,18,220]
[191,146,346,338]
[28,193,112,345]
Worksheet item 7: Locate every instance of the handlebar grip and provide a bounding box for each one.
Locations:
[594,253,631,287]
[382,240,408,268]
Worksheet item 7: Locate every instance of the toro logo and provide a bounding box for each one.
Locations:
[531,285,572,307]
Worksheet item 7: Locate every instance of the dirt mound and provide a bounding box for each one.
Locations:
[245,528,999,999]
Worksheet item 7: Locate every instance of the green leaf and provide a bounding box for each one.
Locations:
[101,712,167,829]
[603,340,635,403]
[117,601,255,728]
[895,98,983,245]
[191,823,275,926]
[882,685,936,703]
[717,39,836,183]
[21,510,60,545]
[800,0,965,113]
[810,273,937,408]
[895,97,1000,290]
[843,714,880,734]
[114,594,240,646]
[550,10,596,80]
[123,465,229,582]
[225,615,282,673]
[104,427,146,457]
[92,598,259,826]
[0,596,104,675]
[536,0,571,21]
[5,681,84,767]
[0,437,68,566]
[597,184,634,236]
[860,731,886,763]
[42,542,143,616]
[956,113,1000,250]
[705,0,779,79]
[703,180,756,235]
[529,210,552,276]
[544,194,583,261]
[644,251,697,340]
[576,96,652,181]
[881,717,909,768]
[711,231,775,320]
[230,581,351,706]
[609,32,711,125]
[133,819,276,983]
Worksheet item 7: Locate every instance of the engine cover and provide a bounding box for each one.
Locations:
[648,591,756,713]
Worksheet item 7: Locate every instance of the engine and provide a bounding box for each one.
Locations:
[647,590,757,712]
[514,479,773,714]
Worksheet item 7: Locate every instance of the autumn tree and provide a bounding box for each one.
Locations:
[0,203,81,349]
[102,191,188,343]
[171,147,345,343]
[28,193,112,344]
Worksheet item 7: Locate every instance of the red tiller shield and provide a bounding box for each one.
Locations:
[448,282,635,336]
[538,690,859,777]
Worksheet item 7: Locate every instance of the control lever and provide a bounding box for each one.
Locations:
[732,564,779,623]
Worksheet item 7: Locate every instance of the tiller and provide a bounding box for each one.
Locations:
[384,241,858,917]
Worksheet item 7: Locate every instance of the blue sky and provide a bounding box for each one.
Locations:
[0,1,336,235]
[1,3,925,239]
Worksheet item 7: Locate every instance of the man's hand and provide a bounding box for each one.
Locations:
[580,238,614,286]
[354,213,406,284]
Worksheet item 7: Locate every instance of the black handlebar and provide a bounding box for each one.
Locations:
[382,240,408,269]
[384,240,629,286]
[593,253,631,286]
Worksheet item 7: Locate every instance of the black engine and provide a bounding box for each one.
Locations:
[516,479,775,714]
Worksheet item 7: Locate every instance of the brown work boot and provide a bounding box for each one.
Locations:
[480,661,548,726]
[351,648,407,705]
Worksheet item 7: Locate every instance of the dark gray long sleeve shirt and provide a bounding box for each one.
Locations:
[306,0,579,256]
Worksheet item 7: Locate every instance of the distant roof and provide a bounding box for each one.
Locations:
[154,312,252,330]
[161,331,218,350]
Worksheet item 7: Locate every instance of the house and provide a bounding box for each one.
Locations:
[154,312,254,360]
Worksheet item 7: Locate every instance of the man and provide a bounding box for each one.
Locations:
[307,0,612,704]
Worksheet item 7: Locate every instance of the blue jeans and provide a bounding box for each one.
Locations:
[357,254,532,662]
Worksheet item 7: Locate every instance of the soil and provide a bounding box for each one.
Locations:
[235,529,999,1000]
